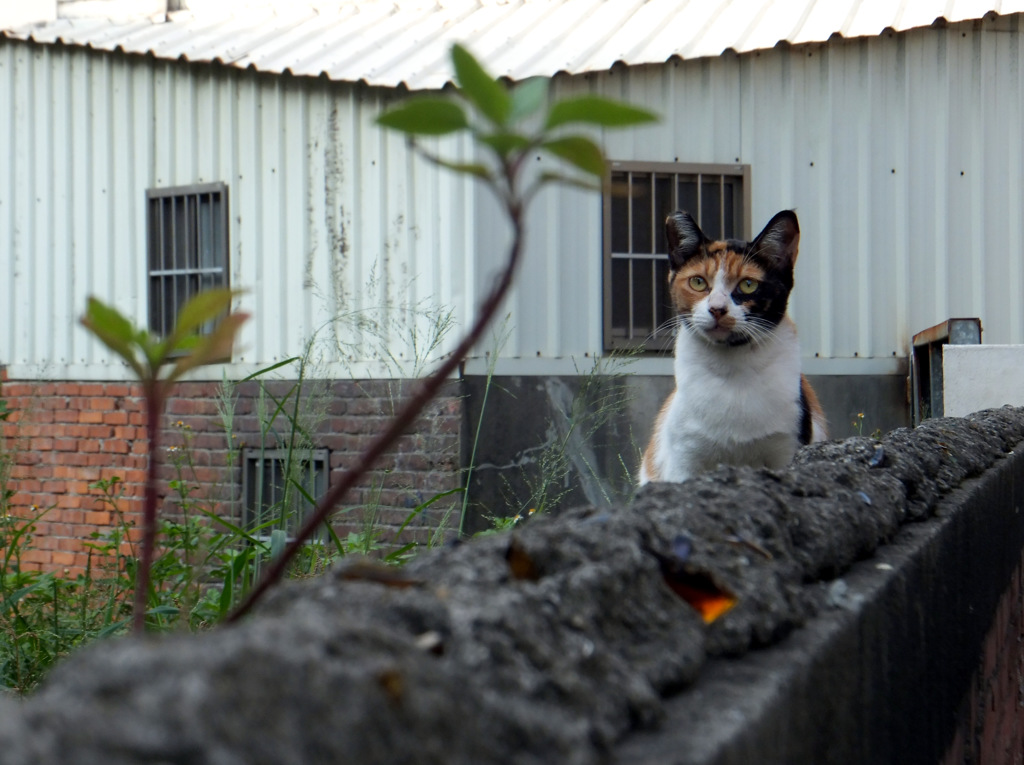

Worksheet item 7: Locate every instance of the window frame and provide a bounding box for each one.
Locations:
[602,161,751,353]
[241,448,330,542]
[146,181,230,340]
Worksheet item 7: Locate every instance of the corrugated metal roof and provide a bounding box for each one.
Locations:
[4,0,1023,90]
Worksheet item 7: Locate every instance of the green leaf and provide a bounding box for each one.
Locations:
[377,98,469,136]
[478,132,532,157]
[145,604,180,617]
[197,507,266,547]
[166,312,249,384]
[509,77,548,123]
[80,298,146,380]
[325,522,346,557]
[237,357,302,383]
[428,157,494,181]
[544,96,658,130]
[451,43,510,127]
[541,136,608,177]
[164,288,237,353]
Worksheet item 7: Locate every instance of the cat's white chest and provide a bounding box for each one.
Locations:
[644,321,803,483]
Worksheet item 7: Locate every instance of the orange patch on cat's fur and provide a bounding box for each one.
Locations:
[640,394,675,482]
[800,374,827,435]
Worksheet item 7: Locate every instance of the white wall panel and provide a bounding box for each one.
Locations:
[0,38,479,380]
[6,12,1024,380]
[474,14,1024,371]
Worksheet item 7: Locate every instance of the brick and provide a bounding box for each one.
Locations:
[58,453,90,467]
[54,438,78,452]
[51,551,77,566]
[19,549,51,564]
[103,411,129,425]
[88,397,116,411]
[78,411,104,424]
[101,440,129,454]
[84,510,111,526]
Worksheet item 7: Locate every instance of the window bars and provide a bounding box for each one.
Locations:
[146,182,229,338]
[602,162,750,352]
[241,448,330,542]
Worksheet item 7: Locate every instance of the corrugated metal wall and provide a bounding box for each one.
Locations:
[4,13,1024,380]
[0,38,478,381]
[477,13,1024,375]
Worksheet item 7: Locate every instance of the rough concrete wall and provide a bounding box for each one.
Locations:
[0,409,1022,764]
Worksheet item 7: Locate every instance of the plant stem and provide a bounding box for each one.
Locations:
[133,388,164,633]
[228,199,525,622]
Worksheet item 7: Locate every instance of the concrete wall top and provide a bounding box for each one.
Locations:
[0,407,1022,763]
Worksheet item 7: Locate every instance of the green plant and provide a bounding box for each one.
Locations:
[495,351,639,524]
[851,411,883,440]
[0,499,140,694]
[80,289,248,633]
[227,43,656,621]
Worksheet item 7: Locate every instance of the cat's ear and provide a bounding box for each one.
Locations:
[665,211,705,270]
[751,210,800,270]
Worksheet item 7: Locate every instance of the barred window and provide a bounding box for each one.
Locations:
[242,449,329,541]
[602,162,750,352]
[146,182,229,338]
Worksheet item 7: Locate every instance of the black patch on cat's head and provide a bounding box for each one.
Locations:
[748,210,800,272]
[740,210,801,327]
[665,211,707,270]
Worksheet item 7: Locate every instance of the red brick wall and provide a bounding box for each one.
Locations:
[0,378,462,575]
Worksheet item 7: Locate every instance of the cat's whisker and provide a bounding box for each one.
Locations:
[642,315,687,345]
[737,316,776,347]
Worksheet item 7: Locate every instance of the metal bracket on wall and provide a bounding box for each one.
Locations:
[910,318,982,425]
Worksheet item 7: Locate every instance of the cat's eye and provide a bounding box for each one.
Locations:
[688,276,708,292]
[738,279,758,295]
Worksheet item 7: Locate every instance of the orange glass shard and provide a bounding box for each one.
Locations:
[663,572,738,624]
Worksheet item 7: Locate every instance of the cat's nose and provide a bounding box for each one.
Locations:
[708,305,728,319]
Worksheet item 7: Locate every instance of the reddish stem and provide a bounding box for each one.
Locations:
[228,200,525,623]
[133,386,164,633]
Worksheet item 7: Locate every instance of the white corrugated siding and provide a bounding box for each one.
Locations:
[473,13,1024,374]
[5,13,1024,379]
[0,37,478,380]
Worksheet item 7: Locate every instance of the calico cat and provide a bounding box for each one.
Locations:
[638,209,826,485]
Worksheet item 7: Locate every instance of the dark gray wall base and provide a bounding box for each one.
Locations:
[460,373,910,533]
